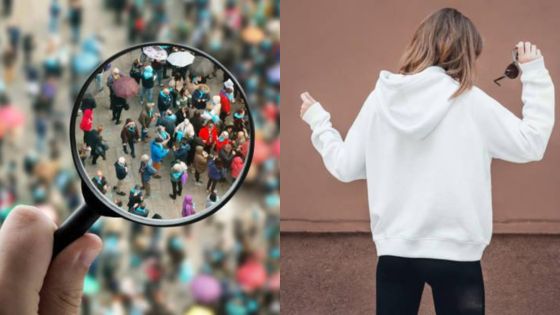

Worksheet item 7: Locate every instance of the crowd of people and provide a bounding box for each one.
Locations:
[0,0,280,314]
[78,46,251,219]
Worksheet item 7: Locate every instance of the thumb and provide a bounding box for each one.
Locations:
[516,41,525,56]
[39,233,102,315]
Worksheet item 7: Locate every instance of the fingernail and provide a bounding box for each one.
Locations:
[77,247,100,268]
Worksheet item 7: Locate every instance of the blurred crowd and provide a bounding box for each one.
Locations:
[0,0,279,314]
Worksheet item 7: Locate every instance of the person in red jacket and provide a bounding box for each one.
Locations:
[231,152,244,180]
[219,79,234,121]
[198,121,218,152]
[215,131,230,152]
[80,108,93,141]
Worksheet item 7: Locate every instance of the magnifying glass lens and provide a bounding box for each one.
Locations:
[53,43,254,256]
[72,44,253,225]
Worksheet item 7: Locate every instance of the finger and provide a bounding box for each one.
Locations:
[300,92,316,104]
[524,42,531,57]
[530,44,537,57]
[307,93,317,104]
[0,206,57,314]
[39,233,102,315]
[516,41,525,55]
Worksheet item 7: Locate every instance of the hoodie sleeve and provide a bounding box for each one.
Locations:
[302,91,376,182]
[474,57,555,163]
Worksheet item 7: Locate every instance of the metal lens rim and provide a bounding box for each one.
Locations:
[69,42,256,227]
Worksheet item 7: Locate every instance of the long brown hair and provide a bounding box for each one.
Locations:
[399,8,483,97]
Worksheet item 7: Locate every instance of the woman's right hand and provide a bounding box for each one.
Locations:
[300,92,317,118]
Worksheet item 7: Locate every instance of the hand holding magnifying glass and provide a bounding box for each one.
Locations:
[0,206,102,314]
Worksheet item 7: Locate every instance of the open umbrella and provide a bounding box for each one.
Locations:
[112,76,139,98]
[242,25,265,44]
[167,51,195,67]
[190,57,215,77]
[185,306,215,315]
[0,105,25,135]
[267,63,280,83]
[72,52,99,75]
[142,46,168,61]
[82,36,102,55]
[267,271,280,291]
[236,259,267,291]
[191,274,222,303]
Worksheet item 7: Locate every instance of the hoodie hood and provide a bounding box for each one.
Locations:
[376,66,459,139]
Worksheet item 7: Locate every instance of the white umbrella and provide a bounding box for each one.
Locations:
[167,51,195,67]
[142,46,168,61]
[190,57,215,77]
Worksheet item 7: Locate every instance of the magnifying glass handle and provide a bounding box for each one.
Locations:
[53,204,100,257]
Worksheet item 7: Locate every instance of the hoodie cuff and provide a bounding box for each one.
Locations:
[302,102,330,129]
[518,57,546,74]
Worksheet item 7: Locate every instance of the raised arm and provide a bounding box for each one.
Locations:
[474,42,555,162]
[300,91,376,182]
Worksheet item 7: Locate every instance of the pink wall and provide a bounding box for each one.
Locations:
[281,0,560,233]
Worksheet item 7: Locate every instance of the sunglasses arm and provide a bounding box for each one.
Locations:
[493,75,505,86]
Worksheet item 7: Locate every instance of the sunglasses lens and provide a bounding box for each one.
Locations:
[505,63,520,79]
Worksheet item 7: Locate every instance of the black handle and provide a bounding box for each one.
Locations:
[53,203,100,257]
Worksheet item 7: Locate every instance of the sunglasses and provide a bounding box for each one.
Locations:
[494,49,520,86]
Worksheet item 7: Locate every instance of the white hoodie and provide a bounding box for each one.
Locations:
[303,58,554,261]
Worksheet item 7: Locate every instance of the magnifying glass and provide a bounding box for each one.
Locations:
[53,43,254,256]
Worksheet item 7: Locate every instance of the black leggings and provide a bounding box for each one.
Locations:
[376,255,484,315]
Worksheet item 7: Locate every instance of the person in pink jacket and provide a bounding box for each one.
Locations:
[230,152,244,180]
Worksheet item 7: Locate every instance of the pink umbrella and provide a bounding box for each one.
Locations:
[236,259,267,292]
[262,102,278,122]
[271,138,280,158]
[267,271,280,291]
[252,138,271,165]
[191,274,222,303]
[0,106,25,136]
[112,76,139,98]
[142,46,168,61]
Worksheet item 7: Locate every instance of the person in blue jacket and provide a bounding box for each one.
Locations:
[169,161,186,200]
[139,154,157,198]
[150,137,169,176]
[207,156,223,193]
[157,88,172,114]
[112,156,128,196]
[173,139,191,162]
[127,184,143,212]
[140,65,156,104]
[130,201,149,217]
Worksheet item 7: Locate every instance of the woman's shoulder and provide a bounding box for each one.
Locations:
[462,86,500,107]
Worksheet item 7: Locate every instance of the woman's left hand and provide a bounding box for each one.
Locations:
[300,92,317,118]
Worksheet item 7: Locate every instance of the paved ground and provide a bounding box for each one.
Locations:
[281,233,560,315]
[76,48,241,219]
